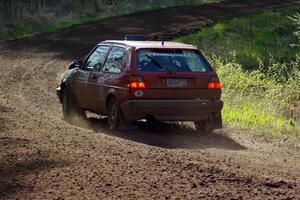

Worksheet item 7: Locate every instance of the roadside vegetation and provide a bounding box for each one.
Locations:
[0,0,223,41]
[177,6,300,136]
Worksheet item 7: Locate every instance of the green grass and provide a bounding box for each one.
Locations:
[0,0,224,42]
[177,6,300,74]
[176,5,300,136]
[210,56,300,136]
[222,104,298,135]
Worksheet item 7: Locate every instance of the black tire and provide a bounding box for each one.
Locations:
[62,88,86,122]
[194,121,213,134]
[107,98,126,130]
[146,115,158,128]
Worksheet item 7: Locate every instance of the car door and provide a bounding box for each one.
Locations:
[73,62,91,109]
[84,45,111,113]
[73,45,110,110]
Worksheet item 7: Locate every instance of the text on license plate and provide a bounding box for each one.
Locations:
[167,78,187,88]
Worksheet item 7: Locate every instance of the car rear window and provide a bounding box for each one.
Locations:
[137,49,212,72]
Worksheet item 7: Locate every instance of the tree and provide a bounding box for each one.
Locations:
[2,0,25,24]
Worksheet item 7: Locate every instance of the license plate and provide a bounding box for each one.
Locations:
[167,78,187,88]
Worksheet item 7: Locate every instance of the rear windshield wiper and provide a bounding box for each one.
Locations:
[145,55,173,72]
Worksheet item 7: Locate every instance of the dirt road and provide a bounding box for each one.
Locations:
[0,0,299,199]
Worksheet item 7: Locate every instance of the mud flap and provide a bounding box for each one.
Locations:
[208,113,222,129]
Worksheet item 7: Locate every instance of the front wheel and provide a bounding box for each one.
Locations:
[107,98,127,130]
[62,88,86,122]
[194,121,213,134]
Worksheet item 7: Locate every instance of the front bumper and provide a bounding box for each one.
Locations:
[121,99,223,125]
[56,86,62,103]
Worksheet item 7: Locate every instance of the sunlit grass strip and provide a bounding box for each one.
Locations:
[222,103,300,136]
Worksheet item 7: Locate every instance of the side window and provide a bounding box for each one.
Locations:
[122,48,131,68]
[102,46,125,73]
[85,45,110,71]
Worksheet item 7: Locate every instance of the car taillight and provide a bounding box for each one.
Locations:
[128,75,147,89]
[208,76,222,89]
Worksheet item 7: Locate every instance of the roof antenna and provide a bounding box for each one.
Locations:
[162,40,165,46]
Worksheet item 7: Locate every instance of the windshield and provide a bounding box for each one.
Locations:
[137,49,212,72]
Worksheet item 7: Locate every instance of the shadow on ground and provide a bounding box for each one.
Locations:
[0,137,69,198]
[72,117,247,151]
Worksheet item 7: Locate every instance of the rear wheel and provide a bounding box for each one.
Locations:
[107,98,127,130]
[62,88,86,122]
[194,121,213,134]
[145,115,158,128]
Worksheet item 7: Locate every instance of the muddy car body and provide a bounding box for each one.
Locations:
[56,39,223,132]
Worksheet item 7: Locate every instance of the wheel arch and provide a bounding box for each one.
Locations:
[106,93,128,129]
[59,82,67,103]
[106,93,117,109]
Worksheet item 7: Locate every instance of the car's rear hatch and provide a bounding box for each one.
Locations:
[129,48,221,100]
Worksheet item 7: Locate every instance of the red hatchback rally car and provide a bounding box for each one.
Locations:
[56,36,223,133]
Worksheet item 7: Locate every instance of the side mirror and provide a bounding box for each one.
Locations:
[69,59,84,69]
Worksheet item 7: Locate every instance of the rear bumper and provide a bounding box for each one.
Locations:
[121,99,223,127]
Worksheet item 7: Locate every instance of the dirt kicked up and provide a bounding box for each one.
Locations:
[0,0,299,199]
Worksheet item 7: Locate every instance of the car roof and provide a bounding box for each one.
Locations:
[101,40,198,50]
